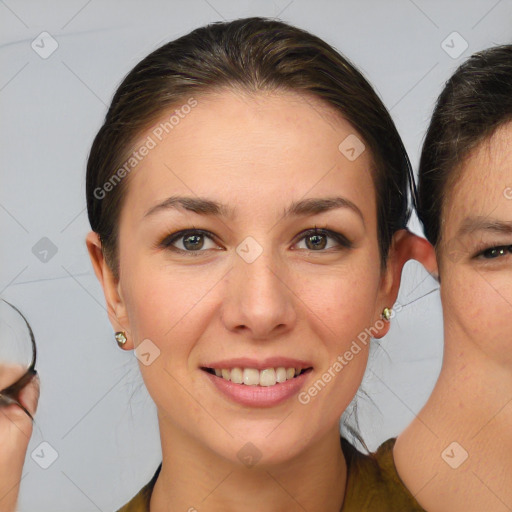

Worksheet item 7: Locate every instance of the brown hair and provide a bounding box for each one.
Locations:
[86,16,414,279]
[418,44,512,248]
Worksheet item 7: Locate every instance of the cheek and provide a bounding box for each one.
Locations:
[302,267,381,342]
[121,260,219,348]
[442,267,512,359]
[125,262,380,343]
[294,259,380,385]
[119,264,220,414]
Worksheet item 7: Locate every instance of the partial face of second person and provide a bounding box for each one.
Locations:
[438,121,512,368]
[88,89,403,466]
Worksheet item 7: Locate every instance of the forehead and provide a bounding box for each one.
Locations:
[449,123,512,210]
[120,88,377,221]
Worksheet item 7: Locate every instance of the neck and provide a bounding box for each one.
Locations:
[150,416,347,512]
[394,329,512,511]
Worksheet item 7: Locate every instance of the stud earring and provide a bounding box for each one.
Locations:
[381,307,392,321]
[115,331,127,347]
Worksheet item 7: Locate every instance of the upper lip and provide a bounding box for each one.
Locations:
[202,357,313,371]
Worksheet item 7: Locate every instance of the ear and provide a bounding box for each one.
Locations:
[85,231,133,350]
[373,229,437,339]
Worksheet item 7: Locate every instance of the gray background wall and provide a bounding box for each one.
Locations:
[0,1,510,510]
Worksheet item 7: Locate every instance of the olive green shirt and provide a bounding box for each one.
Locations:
[116,438,424,511]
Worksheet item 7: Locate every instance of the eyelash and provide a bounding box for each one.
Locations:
[474,244,512,260]
[157,227,352,256]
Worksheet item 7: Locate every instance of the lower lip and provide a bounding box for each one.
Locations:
[203,369,311,408]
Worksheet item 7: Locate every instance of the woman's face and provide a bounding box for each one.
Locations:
[439,122,512,367]
[90,89,400,465]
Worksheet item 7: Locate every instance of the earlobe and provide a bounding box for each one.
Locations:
[375,309,393,339]
[85,231,133,349]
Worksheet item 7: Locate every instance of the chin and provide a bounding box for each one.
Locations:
[204,425,316,469]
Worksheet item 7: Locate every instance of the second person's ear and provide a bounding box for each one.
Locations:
[373,229,436,339]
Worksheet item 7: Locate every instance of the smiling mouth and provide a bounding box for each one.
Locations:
[201,366,313,387]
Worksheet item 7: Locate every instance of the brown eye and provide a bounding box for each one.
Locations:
[159,229,220,254]
[295,228,352,251]
[305,233,327,250]
[479,245,512,259]
[182,233,205,250]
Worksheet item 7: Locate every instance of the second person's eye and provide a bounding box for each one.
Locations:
[476,244,512,259]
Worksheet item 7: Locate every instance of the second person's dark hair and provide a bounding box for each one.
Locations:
[418,44,512,247]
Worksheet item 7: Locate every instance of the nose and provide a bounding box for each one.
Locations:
[220,246,297,340]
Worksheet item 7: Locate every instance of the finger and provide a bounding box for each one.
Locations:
[0,363,26,390]
[0,373,39,438]
[0,401,33,440]
[17,372,40,418]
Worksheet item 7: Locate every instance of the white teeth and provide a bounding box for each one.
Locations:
[276,367,287,383]
[260,368,276,387]
[212,366,304,386]
[230,367,243,384]
[243,368,260,386]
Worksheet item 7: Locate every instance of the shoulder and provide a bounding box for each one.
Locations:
[341,437,426,512]
[115,464,161,512]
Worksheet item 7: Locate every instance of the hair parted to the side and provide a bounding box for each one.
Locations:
[418,44,512,248]
[86,16,414,280]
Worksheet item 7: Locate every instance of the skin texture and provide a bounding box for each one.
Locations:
[394,122,512,511]
[0,366,39,512]
[87,89,427,512]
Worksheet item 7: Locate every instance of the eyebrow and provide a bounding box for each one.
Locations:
[143,195,364,222]
[457,217,512,236]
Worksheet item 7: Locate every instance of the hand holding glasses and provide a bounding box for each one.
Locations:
[0,299,37,420]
